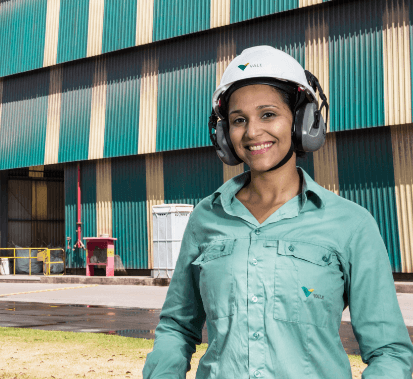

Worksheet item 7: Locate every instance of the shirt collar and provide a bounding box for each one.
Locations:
[210,166,325,213]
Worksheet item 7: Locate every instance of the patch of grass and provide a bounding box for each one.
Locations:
[0,327,154,349]
[0,327,367,379]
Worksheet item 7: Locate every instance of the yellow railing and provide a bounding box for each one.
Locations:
[43,248,66,276]
[0,248,65,276]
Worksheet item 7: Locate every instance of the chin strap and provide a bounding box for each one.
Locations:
[266,140,294,172]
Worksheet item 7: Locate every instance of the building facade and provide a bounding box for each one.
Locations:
[0,0,412,273]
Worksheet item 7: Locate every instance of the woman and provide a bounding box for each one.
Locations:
[143,46,413,378]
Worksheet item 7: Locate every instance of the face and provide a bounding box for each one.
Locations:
[228,84,294,173]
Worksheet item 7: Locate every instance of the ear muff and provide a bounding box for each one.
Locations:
[294,102,327,152]
[293,71,328,152]
[208,109,243,166]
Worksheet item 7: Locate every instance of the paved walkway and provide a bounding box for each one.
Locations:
[0,281,413,327]
[0,282,169,309]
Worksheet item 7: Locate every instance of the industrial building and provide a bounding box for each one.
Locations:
[0,0,412,275]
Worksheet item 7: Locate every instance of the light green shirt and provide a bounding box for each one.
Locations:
[143,167,413,379]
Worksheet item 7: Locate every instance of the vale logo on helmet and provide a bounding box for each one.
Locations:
[238,62,262,71]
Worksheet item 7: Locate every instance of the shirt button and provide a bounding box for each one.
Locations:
[322,256,328,262]
[253,332,260,340]
[255,229,261,235]
[251,296,258,303]
[251,258,258,266]
[288,245,294,252]
[254,370,261,378]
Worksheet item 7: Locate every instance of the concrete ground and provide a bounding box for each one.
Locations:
[0,281,412,326]
[0,282,169,309]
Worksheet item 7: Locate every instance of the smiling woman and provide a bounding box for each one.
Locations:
[143,46,413,379]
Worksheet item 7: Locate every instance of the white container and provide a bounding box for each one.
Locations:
[152,204,194,278]
[0,258,10,275]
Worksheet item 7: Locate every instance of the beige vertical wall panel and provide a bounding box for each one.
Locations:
[223,163,244,183]
[44,67,63,165]
[313,133,339,195]
[145,153,164,269]
[96,159,113,237]
[210,0,231,29]
[383,0,412,126]
[391,125,413,273]
[138,51,159,154]
[136,0,154,46]
[87,0,105,57]
[32,181,48,221]
[216,32,236,87]
[43,0,60,67]
[299,0,323,7]
[88,58,108,160]
[305,9,330,132]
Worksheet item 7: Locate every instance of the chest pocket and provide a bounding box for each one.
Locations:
[268,240,335,328]
[192,240,235,320]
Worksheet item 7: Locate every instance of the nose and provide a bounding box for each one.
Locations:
[244,118,263,139]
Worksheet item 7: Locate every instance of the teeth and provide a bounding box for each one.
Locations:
[249,143,273,151]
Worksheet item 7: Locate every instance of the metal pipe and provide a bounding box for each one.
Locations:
[74,164,85,250]
[77,163,81,243]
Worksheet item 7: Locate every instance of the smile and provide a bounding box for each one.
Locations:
[248,142,273,151]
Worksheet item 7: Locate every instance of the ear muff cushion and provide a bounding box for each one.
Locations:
[216,119,243,166]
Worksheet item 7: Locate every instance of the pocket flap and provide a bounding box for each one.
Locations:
[193,240,235,264]
[278,241,332,266]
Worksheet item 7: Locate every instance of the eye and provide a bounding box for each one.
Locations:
[262,112,276,119]
[231,117,246,125]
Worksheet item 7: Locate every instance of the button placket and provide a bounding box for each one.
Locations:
[247,235,265,378]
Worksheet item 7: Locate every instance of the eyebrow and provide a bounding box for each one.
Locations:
[229,105,280,115]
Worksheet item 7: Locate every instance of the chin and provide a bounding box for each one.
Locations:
[247,161,278,173]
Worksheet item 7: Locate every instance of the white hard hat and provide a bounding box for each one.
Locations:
[212,45,317,119]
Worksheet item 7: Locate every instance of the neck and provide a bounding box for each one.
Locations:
[244,158,302,205]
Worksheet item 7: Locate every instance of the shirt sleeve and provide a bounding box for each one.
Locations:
[345,211,413,379]
[142,215,206,379]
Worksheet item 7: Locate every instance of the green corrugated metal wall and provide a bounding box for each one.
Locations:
[102,0,137,54]
[163,147,223,206]
[230,0,298,24]
[0,71,49,170]
[0,0,47,77]
[232,12,306,69]
[81,161,97,242]
[0,0,409,169]
[104,52,142,158]
[409,2,413,114]
[329,0,385,131]
[58,61,94,163]
[57,0,89,64]
[111,156,148,269]
[297,154,314,179]
[156,34,216,151]
[153,0,210,41]
[336,127,401,272]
